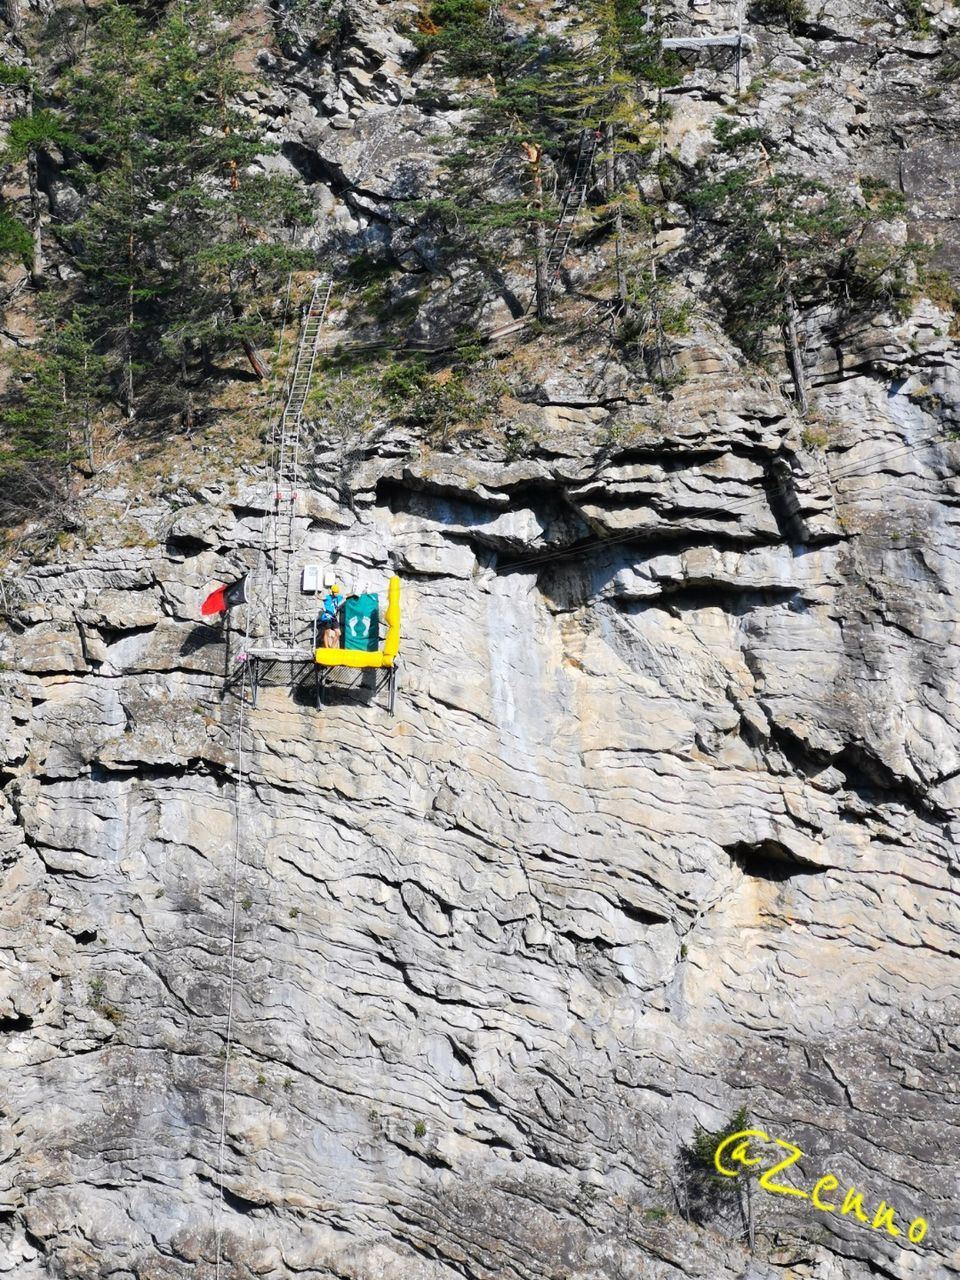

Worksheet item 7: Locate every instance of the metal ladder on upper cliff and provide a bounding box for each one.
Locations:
[534,130,599,309]
[270,275,333,647]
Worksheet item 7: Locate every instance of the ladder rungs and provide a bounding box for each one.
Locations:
[265,274,331,646]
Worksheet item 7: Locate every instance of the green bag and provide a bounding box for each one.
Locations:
[343,593,380,651]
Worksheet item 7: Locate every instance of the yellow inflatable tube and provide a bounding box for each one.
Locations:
[314,576,400,669]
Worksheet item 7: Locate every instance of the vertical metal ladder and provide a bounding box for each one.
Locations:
[270,276,333,647]
[534,130,599,309]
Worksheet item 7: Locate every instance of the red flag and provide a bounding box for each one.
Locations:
[201,576,247,617]
[201,586,227,617]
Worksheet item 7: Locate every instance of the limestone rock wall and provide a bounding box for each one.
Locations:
[2,1,960,1278]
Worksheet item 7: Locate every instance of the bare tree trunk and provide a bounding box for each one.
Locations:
[179,346,195,431]
[614,205,628,313]
[648,246,669,383]
[4,0,21,36]
[534,221,549,321]
[27,146,44,288]
[677,1153,690,1223]
[782,282,808,415]
[84,419,95,473]
[230,296,271,379]
[241,337,271,380]
[736,1183,748,1244]
[603,124,629,314]
[80,390,96,475]
[746,1175,755,1251]
[522,141,549,322]
[125,241,136,420]
[23,78,44,291]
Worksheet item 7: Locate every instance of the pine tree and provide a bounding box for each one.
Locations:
[0,61,71,289]
[684,1108,759,1249]
[690,123,912,413]
[415,0,516,79]
[64,2,157,417]
[414,4,559,319]
[64,0,312,417]
[1,310,107,522]
[414,0,678,321]
[538,0,678,314]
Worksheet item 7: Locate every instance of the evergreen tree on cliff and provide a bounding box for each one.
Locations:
[690,120,913,415]
[0,61,71,290]
[414,0,677,321]
[65,0,311,418]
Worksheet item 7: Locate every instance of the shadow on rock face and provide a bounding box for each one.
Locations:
[179,623,224,656]
[725,839,827,882]
[292,666,389,709]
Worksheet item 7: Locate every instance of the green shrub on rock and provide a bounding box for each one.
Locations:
[750,0,808,32]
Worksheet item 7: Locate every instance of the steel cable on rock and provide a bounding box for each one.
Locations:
[212,267,303,1276]
[214,660,248,1280]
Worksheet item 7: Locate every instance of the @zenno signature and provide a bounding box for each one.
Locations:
[714,1129,929,1246]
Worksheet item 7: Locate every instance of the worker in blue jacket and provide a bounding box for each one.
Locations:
[319,584,342,648]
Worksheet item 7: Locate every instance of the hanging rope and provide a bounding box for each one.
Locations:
[213,660,248,1280]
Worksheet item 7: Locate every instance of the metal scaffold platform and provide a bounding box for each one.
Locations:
[633,2,753,91]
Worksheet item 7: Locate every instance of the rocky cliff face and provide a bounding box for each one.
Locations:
[2,1,960,1278]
